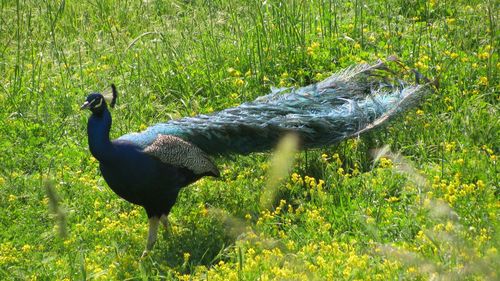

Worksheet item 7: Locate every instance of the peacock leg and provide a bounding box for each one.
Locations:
[160,214,169,230]
[141,216,160,258]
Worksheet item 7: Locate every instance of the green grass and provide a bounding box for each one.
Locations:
[0,0,498,280]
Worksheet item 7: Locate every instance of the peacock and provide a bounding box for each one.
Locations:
[82,59,433,257]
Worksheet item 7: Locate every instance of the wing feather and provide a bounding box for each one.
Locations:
[144,135,220,177]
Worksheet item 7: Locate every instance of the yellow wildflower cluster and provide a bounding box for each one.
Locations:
[321,153,329,162]
[481,145,497,161]
[291,172,304,185]
[307,42,320,56]
[386,196,399,203]
[442,141,457,152]
[478,76,488,86]
[303,175,324,190]
[279,72,290,87]
[431,173,487,205]
[227,67,241,77]
[0,243,18,265]
[414,55,430,70]
[378,157,393,168]
[8,194,17,203]
[227,67,246,87]
[477,48,490,59]
[290,172,327,199]
[197,237,403,281]
[332,153,343,166]
[443,50,459,59]
[445,18,456,25]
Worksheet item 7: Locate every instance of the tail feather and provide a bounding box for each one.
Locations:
[118,60,434,155]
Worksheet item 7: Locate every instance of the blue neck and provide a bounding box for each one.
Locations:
[87,108,114,162]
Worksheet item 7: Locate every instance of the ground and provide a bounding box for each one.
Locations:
[0,0,498,280]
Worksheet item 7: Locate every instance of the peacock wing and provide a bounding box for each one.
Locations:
[144,135,220,177]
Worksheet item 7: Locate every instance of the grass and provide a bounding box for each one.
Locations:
[0,0,498,280]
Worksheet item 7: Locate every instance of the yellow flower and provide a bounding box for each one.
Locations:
[478,76,488,85]
[386,196,399,203]
[445,18,456,24]
[317,179,325,190]
[234,78,245,87]
[443,141,456,152]
[230,93,239,100]
[227,67,241,77]
[476,180,485,189]
[407,266,417,274]
[0,177,5,186]
[343,266,352,277]
[332,153,342,165]
[352,163,360,176]
[379,157,393,168]
[8,194,16,202]
[21,244,32,252]
[337,167,344,176]
[307,42,320,55]
[416,109,424,116]
[478,52,490,59]
[314,72,324,81]
[200,206,208,216]
[247,247,256,256]
[321,153,329,162]
[291,172,301,183]
[414,61,426,69]
[183,252,190,262]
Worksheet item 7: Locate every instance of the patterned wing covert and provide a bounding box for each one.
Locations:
[144,135,220,177]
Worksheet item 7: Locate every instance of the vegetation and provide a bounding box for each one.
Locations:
[0,0,498,280]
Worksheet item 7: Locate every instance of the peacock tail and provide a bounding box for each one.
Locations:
[118,59,434,155]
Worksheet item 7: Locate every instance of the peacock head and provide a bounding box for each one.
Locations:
[81,84,117,114]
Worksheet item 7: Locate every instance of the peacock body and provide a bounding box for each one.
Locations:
[82,60,433,256]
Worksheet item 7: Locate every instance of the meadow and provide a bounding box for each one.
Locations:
[0,0,498,280]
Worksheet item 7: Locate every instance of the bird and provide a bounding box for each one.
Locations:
[81,59,433,257]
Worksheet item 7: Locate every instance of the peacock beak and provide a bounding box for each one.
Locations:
[80,101,91,110]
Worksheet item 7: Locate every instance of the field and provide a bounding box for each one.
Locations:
[0,0,498,280]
